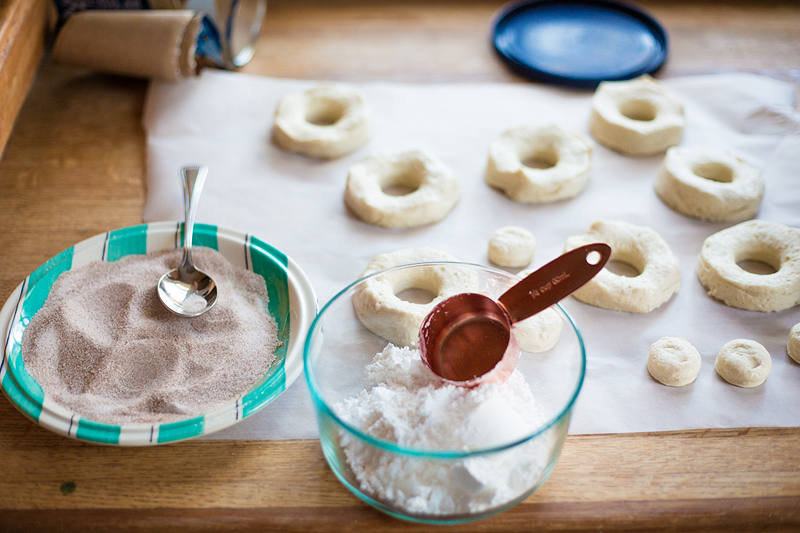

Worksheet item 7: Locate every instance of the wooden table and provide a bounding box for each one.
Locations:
[1,1,799,531]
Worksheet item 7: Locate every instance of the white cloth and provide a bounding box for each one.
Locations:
[143,70,800,438]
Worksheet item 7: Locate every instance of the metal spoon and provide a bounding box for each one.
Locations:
[157,166,218,317]
[418,243,611,387]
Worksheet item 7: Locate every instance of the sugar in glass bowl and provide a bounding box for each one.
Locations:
[304,262,586,524]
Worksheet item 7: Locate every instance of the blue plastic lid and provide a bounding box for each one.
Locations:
[492,0,668,88]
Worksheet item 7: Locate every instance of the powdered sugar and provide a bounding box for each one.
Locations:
[22,247,280,425]
[333,344,555,515]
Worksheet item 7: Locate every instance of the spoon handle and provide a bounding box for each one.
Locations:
[498,243,611,324]
[180,165,208,271]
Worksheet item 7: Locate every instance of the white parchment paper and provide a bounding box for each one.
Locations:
[143,70,800,438]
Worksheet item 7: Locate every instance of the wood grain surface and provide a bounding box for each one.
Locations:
[1,1,799,531]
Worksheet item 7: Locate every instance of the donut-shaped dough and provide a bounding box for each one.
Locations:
[788,323,800,364]
[352,248,478,347]
[485,124,592,204]
[564,220,681,313]
[590,75,684,156]
[488,226,536,268]
[655,147,764,222]
[715,339,771,388]
[345,149,460,228]
[647,337,702,387]
[272,83,370,159]
[515,267,564,353]
[696,220,800,312]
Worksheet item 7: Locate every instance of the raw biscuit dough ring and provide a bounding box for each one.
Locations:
[647,336,702,387]
[345,149,460,228]
[788,323,800,364]
[563,220,681,313]
[488,226,536,268]
[351,248,479,348]
[715,339,771,388]
[696,220,800,312]
[655,147,764,222]
[272,83,371,159]
[485,124,592,204]
[590,75,684,156]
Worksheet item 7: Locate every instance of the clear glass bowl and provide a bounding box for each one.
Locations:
[304,262,586,524]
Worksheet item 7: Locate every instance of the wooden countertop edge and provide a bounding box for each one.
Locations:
[0,0,50,159]
[2,428,798,532]
[2,496,799,532]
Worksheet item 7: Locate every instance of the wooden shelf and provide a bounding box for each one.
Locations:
[0,0,50,158]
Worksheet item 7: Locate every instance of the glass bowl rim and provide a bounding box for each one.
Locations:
[303,260,587,459]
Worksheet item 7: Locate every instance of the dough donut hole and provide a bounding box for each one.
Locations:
[515,267,564,353]
[788,323,800,364]
[521,144,558,170]
[696,220,800,312]
[345,149,460,228]
[655,147,764,222]
[304,97,347,126]
[488,226,536,268]
[351,248,478,348]
[715,339,771,388]
[485,124,592,204]
[647,337,702,387]
[563,220,681,313]
[618,98,658,122]
[590,75,684,157]
[272,83,371,159]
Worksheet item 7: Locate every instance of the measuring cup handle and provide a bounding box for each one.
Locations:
[498,243,611,324]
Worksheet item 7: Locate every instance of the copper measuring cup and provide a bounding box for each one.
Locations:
[418,243,611,387]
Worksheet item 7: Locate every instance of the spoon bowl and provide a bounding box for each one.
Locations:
[157,165,218,317]
[158,266,218,316]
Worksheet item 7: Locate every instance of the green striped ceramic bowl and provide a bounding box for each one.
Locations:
[0,222,317,446]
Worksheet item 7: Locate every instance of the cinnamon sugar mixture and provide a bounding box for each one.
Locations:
[22,247,280,425]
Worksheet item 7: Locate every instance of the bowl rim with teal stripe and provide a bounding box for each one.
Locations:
[0,221,317,446]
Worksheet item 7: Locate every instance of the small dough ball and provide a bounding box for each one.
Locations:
[590,75,684,156]
[715,339,771,388]
[514,308,563,353]
[488,226,536,268]
[272,83,370,159]
[514,267,564,353]
[655,147,764,222]
[788,323,800,364]
[485,124,592,203]
[647,337,702,387]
